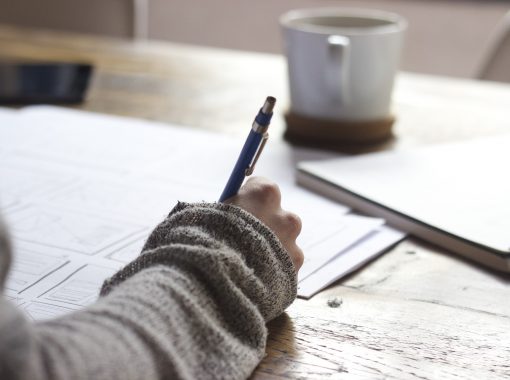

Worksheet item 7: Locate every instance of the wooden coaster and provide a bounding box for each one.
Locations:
[284,111,395,150]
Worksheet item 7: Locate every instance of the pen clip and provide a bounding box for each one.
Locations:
[245,132,268,176]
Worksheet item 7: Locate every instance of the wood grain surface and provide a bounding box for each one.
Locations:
[1,25,509,380]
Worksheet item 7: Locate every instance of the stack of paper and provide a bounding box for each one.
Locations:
[0,106,404,320]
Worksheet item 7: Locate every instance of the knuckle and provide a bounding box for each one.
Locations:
[294,248,305,269]
[253,181,281,203]
[283,212,302,235]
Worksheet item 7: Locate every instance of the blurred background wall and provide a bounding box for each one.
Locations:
[0,0,508,78]
[0,0,138,38]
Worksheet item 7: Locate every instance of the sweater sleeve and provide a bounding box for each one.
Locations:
[0,202,297,380]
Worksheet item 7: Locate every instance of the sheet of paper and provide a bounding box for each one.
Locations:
[298,214,384,281]
[298,226,406,298]
[5,248,68,293]
[0,106,400,320]
[4,241,123,320]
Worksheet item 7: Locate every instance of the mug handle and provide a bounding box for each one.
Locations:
[327,35,350,104]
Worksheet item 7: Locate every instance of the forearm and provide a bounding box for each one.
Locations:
[34,265,263,380]
[3,202,296,380]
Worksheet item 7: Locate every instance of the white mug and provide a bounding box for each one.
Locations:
[280,8,407,121]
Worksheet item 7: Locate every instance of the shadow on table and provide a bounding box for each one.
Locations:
[251,313,297,379]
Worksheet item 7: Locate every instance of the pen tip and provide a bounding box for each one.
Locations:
[266,96,276,105]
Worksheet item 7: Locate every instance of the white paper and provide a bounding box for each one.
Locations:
[298,214,384,281]
[298,134,510,251]
[298,226,405,298]
[5,248,68,293]
[40,265,117,306]
[0,106,400,318]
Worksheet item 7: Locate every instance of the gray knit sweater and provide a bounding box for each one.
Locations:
[0,202,297,380]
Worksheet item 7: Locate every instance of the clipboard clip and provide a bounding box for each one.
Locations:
[245,132,269,176]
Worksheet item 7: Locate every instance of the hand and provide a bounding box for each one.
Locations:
[225,176,304,272]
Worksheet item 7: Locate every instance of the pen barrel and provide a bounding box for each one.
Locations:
[219,130,263,202]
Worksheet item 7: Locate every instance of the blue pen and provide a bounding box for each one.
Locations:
[219,96,276,202]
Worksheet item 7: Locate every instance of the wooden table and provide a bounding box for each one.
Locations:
[1,25,509,379]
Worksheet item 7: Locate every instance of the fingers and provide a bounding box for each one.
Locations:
[269,209,303,271]
[225,177,281,220]
[225,176,304,272]
[241,176,281,207]
[277,210,302,240]
[287,243,304,270]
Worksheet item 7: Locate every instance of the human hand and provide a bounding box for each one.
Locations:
[225,176,304,272]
